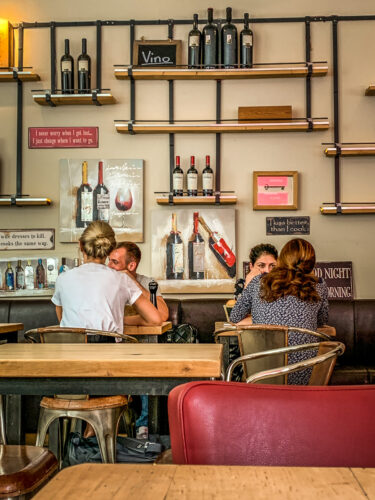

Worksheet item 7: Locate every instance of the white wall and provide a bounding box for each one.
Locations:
[0,0,375,298]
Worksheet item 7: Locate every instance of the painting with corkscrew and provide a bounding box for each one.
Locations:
[151,208,236,293]
[59,159,143,242]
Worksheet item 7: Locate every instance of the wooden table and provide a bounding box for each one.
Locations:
[124,321,172,342]
[0,322,24,343]
[0,343,222,444]
[34,464,375,499]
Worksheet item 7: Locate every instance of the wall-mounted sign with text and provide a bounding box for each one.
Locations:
[28,127,99,149]
[315,261,353,300]
[0,229,55,251]
[266,216,310,235]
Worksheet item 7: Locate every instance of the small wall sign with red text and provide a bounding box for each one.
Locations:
[315,261,353,300]
[28,127,99,149]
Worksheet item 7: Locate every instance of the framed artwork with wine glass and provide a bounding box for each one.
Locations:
[253,171,298,210]
[151,208,236,293]
[59,159,143,242]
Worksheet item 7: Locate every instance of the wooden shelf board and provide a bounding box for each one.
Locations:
[116,119,329,134]
[324,145,375,156]
[114,63,328,81]
[0,70,40,82]
[321,203,375,214]
[33,92,116,106]
[156,194,237,205]
[365,85,375,96]
[0,197,51,206]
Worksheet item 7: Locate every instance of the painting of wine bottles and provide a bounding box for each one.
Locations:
[151,208,236,293]
[59,159,143,242]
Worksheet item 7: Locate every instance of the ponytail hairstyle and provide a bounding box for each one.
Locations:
[79,221,116,260]
[260,238,320,303]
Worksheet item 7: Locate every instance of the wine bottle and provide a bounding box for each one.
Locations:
[188,14,201,68]
[202,8,218,69]
[77,38,91,94]
[93,161,110,222]
[148,279,158,308]
[61,38,74,94]
[5,262,14,291]
[222,7,238,69]
[76,161,93,228]
[15,260,25,290]
[202,155,214,196]
[198,215,236,278]
[24,260,34,290]
[188,212,205,279]
[240,13,253,68]
[46,258,58,289]
[36,259,46,289]
[173,155,184,196]
[187,156,198,196]
[166,213,184,279]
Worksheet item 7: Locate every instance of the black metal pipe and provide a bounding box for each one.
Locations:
[305,18,312,119]
[50,23,56,93]
[18,24,24,71]
[332,17,340,205]
[216,80,221,196]
[16,80,23,197]
[130,21,135,122]
[168,21,175,194]
[96,20,102,92]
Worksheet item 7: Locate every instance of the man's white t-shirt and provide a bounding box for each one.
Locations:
[52,263,142,333]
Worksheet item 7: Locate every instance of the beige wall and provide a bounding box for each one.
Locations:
[0,0,375,298]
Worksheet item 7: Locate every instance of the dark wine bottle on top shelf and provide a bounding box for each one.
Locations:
[61,39,74,94]
[188,14,202,68]
[187,156,198,196]
[15,260,25,290]
[173,155,184,196]
[93,161,110,222]
[5,262,14,291]
[202,155,214,196]
[202,8,218,69]
[240,13,253,68]
[148,280,158,308]
[188,212,205,280]
[166,213,184,280]
[198,215,236,278]
[77,38,91,94]
[76,161,93,228]
[222,7,238,69]
[36,259,45,289]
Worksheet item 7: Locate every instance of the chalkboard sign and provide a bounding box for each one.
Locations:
[266,216,310,235]
[133,40,182,67]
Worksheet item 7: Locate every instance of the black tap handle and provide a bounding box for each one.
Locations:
[149,279,158,308]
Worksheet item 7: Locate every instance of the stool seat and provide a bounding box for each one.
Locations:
[0,445,57,498]
[40,396,128,411]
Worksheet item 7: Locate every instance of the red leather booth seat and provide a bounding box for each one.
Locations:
[168,381,375,466]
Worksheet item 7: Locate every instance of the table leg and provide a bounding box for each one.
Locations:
[148,395,160,435]
[5,395,24,444]
[48,420,59,460]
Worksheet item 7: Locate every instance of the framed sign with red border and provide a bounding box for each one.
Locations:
[253,171,298,210]
[28,127,99,149]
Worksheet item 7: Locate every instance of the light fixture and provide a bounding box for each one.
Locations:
[0,19,14,68]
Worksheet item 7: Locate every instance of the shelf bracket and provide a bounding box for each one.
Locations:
[12,69,19,82]
[91,90,101,106]
[127,65,133,80]
[10,196,16,206]
[335,143,341,157]
[45,92,56,107]
[168,193,174,205]
[336,202,342,214]
[127,120,135,135]
[215,191,221,205]
[306,117,313,132]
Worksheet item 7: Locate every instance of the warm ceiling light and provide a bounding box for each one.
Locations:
[0,19,14,68]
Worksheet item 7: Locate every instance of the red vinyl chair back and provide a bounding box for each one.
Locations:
[168,381,375,466]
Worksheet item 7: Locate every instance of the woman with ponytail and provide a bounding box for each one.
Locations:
[230,238,328,384]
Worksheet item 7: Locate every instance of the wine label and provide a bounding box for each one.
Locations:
[242,34,253,46]
[16,273,25,288]
[173,173,183,190]
[78,60,89,71]
[6,273,14,290]
[202,172,214,190]
[226,34,233,44]
[205,34,211,45]
[97,193,110,221]
[189,35,200,47]
[61,60,72,71]
[193,242,205,273]
[187,173,198,190]
[24,269,34,289]
[172,243,184,273]
[47,258,58,288]
[81,192,93,222]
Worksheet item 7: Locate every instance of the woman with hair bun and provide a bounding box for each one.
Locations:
[230,238,328,384]
[52,221,161,340]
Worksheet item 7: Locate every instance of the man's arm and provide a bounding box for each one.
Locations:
[55,305,62,323]
[131,295,162,325]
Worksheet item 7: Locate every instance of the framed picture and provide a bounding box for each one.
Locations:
[253,171,298,210]
[133,39,182,67]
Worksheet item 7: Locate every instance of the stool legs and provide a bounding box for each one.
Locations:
[0,396,6,445]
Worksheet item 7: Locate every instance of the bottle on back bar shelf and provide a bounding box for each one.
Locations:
[188,14,202,68]
[188,212,205,279]
[5,262,14,291]
[76,161,93,228]
[199,215,236,278]
[240,13,253,68]
[202,155,214,196]
[166,213,184,280]
[222,7,238,68]
[59,258,69,274]
[36,259,45,289]
[93,161,110,222]
[61,38,74,94]
[15,260,25,290]
[24,260,34,290]
[202,8,218,69]
[173,155,184,196]
[187,156,198,196]
[77,38,91,94]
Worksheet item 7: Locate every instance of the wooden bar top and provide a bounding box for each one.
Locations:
[34,464,374,499]
[0,323,24,334]
[123,321,172,336]
[0,343,222,379]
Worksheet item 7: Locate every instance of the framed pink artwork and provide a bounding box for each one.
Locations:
[253,171,298,210]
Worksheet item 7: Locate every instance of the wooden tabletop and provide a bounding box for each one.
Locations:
[123,321,172,336]
[34,464,375,499]
[214,321,336,337]
[0,323,24,334]
[0,343,222,378]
